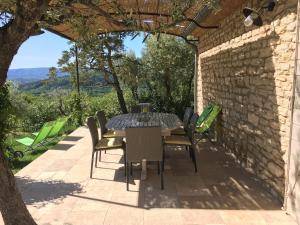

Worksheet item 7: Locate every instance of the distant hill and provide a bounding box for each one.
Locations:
[8,67,68,83]
[18,72,112,96]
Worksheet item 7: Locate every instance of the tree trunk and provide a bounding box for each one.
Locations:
[112,73,128,114]
[0,151,37,225]
[0,1,50,224]
[183,70,194,106]
[131,87,139,102]
[107,52,128,114]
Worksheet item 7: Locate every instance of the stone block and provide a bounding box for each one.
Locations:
[248,113,259,126]
[197,0,297,201]
[267,162,284,178]
[260,48,273,58]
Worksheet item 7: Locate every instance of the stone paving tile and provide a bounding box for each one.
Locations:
[259,211,298,224]
[1,127,297,225]
[44,159,78,172]
[180,209,224,225]
[144,208,183,225]
[63,210,107,225]
[103,205,144,225]
[175,176,208,196]
[219,210,267,225]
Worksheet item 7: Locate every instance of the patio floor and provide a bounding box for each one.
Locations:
[0,127,297,225]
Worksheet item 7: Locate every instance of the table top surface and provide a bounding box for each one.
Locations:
[106,112,181,131]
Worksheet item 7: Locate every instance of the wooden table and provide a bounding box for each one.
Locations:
[106,112,182,137]
[106,112,182,180]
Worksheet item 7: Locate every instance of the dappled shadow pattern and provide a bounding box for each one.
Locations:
[85,141,282,210]
[138,142,282,210]
[16,177,83,207]
[199,31,287,199]
[62,136,84,142]
[50,143,74,151]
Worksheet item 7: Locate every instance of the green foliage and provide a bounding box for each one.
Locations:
[139,34,195,117]
[116,51,140,102]
[0,84,12,150]
[67,91,84,126]
[48,66,57,80]
[58,33,126,86]
[86,90,135,119]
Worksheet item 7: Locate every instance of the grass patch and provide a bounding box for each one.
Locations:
[7,135,64,174]
[6,123,78,174]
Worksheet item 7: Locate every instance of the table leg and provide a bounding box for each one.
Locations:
[141,159,147,180]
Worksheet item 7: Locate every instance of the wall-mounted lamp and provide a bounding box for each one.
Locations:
[243,0,276,27]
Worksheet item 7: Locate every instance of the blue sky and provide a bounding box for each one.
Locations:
[9,31,144,69]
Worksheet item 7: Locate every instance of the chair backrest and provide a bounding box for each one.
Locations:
[47,117,69,138]
[126,127,163,162]
[196,105,221,133]
[86,116,99,149]
[32,122,54,146]
[139,103,152,113]
[183,107,193,130]
[95,111,107,137]
[187,113,199,140]
[196,104,214,128]
[131,105,141,113]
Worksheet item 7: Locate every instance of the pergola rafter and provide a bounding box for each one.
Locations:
[48,0,246,41]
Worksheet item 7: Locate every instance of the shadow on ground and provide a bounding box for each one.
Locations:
[84,140,282,211]
[62,136,84,142]
[16,177,83,207]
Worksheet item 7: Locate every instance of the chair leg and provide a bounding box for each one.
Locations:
[189,146,192,159]
[162,146,165,171]
[126,162,130,191]
[123,149,126,176]
[190,147,198,173]
[160,161,164,190]
[95,152,98,168]
[105,150,106,154]
[130,162,133,176]
[90,152,95,178]
[99,150,102,162]
[157,161,160,175]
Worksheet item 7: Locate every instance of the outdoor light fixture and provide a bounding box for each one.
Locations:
[143,19,154,24]
[243,0,276,27]
[176,25,186,28]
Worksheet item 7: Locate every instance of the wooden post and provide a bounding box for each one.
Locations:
[194,47,199,113]
[75,44,80,95]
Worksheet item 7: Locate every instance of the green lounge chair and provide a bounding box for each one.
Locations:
[16,121,54,152]
[32,116,69,140]
[195,104,214,128]
[196,105,222,134]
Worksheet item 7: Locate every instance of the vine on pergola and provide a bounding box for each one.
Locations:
[54,0,220,47]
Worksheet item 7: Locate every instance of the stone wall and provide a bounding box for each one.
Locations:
[196,0,298,200]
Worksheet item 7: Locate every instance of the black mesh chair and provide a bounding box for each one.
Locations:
[86,116,125,178]
[164,113,199,172]
[171,107,193,136]
[125,127,164,190]
[131,105,141,113]
[95,111,118,138]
